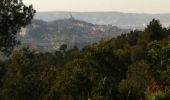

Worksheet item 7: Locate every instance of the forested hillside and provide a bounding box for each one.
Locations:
[18,18,128,52]
[1,19,170,100]
[1,1,170,100]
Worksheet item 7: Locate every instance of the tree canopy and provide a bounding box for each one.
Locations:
[1,5,170,99]
[0,0,35,55]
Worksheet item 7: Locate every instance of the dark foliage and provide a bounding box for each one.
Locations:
[1,5,170,99]
[0,0,36,55]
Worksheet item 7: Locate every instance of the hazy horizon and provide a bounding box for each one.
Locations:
[35,11,170,15]
[24,0,170,14]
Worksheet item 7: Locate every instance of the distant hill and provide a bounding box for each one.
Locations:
[19,18,129,52]
[34,11,170,29]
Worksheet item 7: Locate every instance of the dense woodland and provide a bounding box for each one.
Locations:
[1,0,170,100]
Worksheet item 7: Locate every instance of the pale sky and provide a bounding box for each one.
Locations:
[24,0,170,14]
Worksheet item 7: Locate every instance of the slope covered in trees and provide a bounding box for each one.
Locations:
[18,18,129,52]
[1,19,170,100]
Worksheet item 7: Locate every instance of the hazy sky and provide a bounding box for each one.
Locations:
[24,0,170,14]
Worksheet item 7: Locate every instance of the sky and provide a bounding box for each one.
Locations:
[24,0,170,14]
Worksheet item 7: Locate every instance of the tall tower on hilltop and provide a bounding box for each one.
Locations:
[69,13,75,20]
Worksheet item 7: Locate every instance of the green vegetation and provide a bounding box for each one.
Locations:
[1,18,170,99]
[1,1,170,99]
[0,0,35,55]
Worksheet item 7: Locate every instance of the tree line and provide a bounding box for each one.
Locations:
[1,0,170,100]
